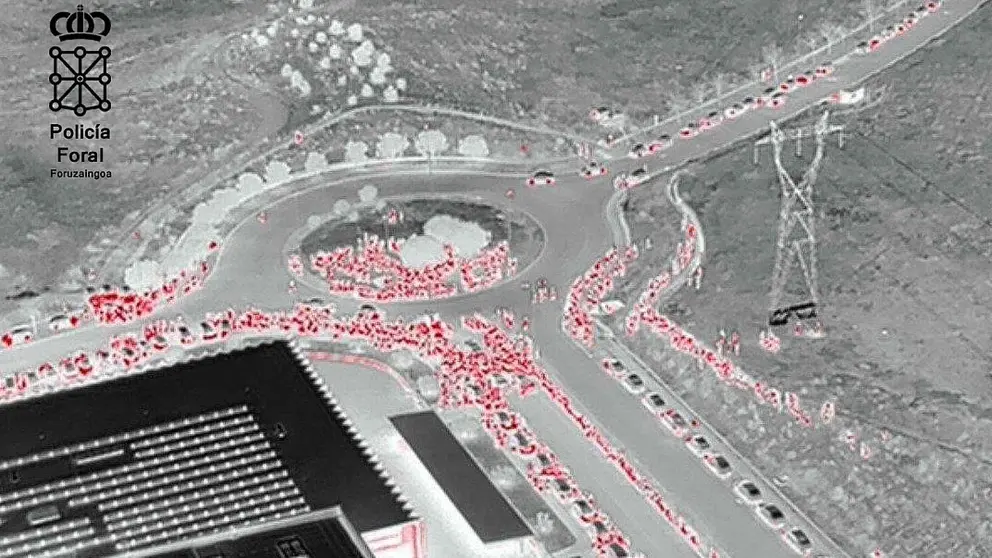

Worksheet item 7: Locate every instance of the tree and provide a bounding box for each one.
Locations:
[343,141,369,163]
[414,130,449,158]
[761,43,783,82]
[457,135,490,157]
[376,133,409,159]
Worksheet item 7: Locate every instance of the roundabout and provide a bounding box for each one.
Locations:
[286,194,548,303]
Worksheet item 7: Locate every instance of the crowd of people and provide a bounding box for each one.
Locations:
[300,234,517,301]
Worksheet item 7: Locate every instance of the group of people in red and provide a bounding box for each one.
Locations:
[299,234,517,301]
[0,292,726,558]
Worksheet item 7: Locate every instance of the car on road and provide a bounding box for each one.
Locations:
[200,321,218,342]
[48,314,78,332]
[678,123,697,138]
[584,519,611,540]
[621,373,645,395]
[626,166,649,185]
[641,392,666,413]
[815,63,834,77]
[627,143,650,158]
[756,503,786,529]
[699,111,722,130]
[785,528,813,555]
[604,543,640,558]
[734,480,763,504]
[755,87,776,107]
[532,451,555,470]
[4,325,34,346]
[551,477,575,502]
[527,171,555,187]
[704,454,733,479]
[495,411,520,431]
[176,325,194,346]
[770,92,787,108]
[685,435,712,457]
[794,71,815,87]
[570,496,597,523]
[510,431,536,455]
[724,103,746,119]
[649,134,673,151]
[601,358,626,377]
[580,161,608,178]
[660,409,688,436]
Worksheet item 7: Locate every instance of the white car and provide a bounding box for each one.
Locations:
[641,392,666,413]
[660,409,688,436]
[704,454,733,479]
[724,103,746,119]
[48,314,76,331]
[756,503,786,529]
[647,135,673,152]
[4,325,34,345]
[527,171,555,187]
[685,435,712,457]
[785,528,813,555]
[621,373,646,395]
[678,123,697,138]
[580,161,609,178]
[614,167,649,190]
[734,480,763,504]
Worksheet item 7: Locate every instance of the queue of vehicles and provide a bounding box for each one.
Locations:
[599,354,822,556]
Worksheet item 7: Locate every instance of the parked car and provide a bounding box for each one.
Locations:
[756,503,786,529]
[527,170,556,187]
[685,435,712,457]
[785,528,813,555]
[641,392,666,413]
[734,480,763,504]
[621,373,646,395]
[660,409,688,436]
[704,454,733,479]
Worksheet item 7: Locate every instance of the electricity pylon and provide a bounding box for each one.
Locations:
[759,111,840,328]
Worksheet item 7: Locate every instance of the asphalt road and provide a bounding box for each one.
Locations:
[508,391,698,558]
[0,2,983,558]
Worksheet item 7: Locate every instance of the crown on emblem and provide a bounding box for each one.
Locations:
[50,5,111,42]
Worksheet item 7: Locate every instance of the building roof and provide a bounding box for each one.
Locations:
[390,411,533,544]
[131,507,376,558]
[0,341,413,558]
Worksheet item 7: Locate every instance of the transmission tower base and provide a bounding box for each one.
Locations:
[768,301,818,327]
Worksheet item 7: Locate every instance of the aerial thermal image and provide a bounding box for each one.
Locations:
[0,0,988,557]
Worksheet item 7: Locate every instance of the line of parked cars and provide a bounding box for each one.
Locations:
[603,353,824,556]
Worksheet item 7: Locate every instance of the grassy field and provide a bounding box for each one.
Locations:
[616,5,992,555]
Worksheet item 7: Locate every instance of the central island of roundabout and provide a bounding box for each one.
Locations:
[284,195,546,303]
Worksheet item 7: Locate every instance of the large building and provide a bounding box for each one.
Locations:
[140,507,377,558]
[0,341,424,558]
[391,411,536,556]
